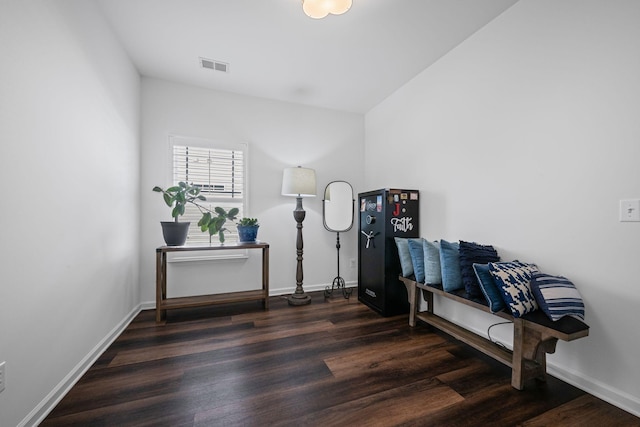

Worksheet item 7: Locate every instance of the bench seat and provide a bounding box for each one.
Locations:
[399,276,589,390]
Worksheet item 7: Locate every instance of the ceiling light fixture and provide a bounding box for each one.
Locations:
[302,0,352,19]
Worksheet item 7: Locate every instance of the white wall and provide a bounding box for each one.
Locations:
[365,0,640,416]
[140,78,364,304]
[0,1,141,426]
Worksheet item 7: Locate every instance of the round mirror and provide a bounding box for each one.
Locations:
[323,181,354,232]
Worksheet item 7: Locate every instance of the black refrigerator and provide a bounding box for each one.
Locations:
[358,189,420,316]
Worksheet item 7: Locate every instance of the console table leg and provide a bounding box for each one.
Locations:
[156,250,167,322]
[263,246,270,310]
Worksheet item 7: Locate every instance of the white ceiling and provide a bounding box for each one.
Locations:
[96,0,519,114]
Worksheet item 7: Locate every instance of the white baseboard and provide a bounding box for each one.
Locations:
[547,363,640,417]
[139,281,358,306]
[20,304,142,427]
[140,300,155,311]
[269,280,357,297]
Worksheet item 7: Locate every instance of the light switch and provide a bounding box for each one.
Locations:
[620,199,640,222]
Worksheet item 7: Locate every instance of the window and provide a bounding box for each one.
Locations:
[170,136,247,245]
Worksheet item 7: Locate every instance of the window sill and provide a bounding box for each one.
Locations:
[167,250,249,263]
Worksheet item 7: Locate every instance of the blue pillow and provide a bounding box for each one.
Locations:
[530,273,585,321]
[489,261,539,318]
[459,241,499,299]
[473,263,505,313]
[440,240,462,292]
[407,238,426,283]
[423,240,442,285]
[394,237,413,278]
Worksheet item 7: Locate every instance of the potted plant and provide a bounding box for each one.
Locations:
[153,182,239,245]
[237,217,260,243]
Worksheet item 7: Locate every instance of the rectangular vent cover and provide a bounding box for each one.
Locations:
[200,57,229,73]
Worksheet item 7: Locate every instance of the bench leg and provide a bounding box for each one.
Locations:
[512,319,558,390]
[408,280,418,327]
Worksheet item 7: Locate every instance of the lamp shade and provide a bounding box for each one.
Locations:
[282,166,317,197]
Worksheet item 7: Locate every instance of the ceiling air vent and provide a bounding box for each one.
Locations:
[199,57,229,73]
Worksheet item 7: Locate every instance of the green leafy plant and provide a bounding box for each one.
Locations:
[197,206,239,243]
[237,217,259,227]
[153,182,239,242]
[152,182,204,221]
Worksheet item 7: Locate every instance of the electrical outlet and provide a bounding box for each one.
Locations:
[0,361,5,393]
[620,199,640,222]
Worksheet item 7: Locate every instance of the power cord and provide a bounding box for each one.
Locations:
[487,321,513,350]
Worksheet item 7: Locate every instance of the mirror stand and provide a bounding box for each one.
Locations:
[322,180,355,300]
[324,231,353,299]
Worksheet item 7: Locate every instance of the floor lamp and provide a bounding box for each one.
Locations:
[281,166,316,306]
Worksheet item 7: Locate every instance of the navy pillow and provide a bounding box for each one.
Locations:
[489,261,539,318]
[530,273,585,321]
[394,237,413,278]
[439,240,462,292]
[407,238,426,283]
[458,241,499,299]
[473,263,506,313]
[423,239,442,285]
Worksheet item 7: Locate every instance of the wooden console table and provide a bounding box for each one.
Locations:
[155,242,270,322]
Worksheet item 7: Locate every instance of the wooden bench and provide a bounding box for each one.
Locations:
[399,276,589,390]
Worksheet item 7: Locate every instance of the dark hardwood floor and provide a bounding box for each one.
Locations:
[43,291,639,426]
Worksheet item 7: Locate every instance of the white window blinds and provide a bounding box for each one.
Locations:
[171,142,246,245]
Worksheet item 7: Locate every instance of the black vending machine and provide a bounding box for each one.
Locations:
[358,189,420,316]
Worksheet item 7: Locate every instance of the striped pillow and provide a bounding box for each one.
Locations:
[530,273,585,321]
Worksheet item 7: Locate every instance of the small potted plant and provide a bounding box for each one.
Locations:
[153,182,238,245]
[237,217,260,243]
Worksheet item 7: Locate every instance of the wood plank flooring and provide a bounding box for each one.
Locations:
[42,292,639,426]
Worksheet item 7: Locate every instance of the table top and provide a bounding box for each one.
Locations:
[157,241,269,252]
